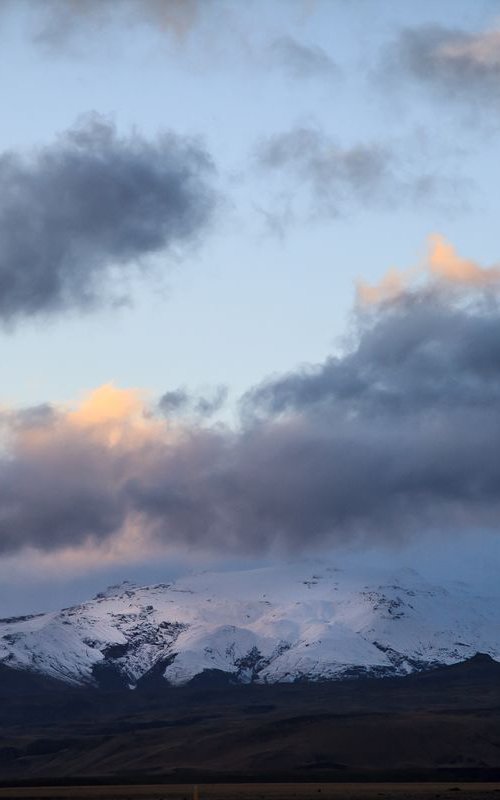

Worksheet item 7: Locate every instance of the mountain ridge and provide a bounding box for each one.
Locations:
[1,562,499,689]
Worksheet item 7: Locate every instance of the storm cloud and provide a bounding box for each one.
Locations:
[4,241,500,558]
[381,24,500,106]
[0,115,216,322]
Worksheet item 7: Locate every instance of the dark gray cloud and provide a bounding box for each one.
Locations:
[236,291,500,543]
[159,385,228,418]
[381,24,500,106]
[242,294,500,419]
[194,385,228,417]
[158,388,190,415]
[268,36,339,80]
[0,422,127,554]
[4,284,500,557]
[0,114,216,322]
[254,126,456,220]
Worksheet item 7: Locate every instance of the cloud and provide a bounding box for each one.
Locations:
[357,234,500,305]
[4,239,500,559]
[268,36,339,80]
[158,385,228,418]
[238,286,500,545]
[256,127,391,216]
[0,384,164,555]
[382,24,500,106]
[9,0,207,48]
[254,125,458,220]
[0,114,216,322]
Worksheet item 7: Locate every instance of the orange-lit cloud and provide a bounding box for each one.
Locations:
[356,267,413,306]
[67,383,164,448]
[70,384,145,427]
[8,383,172,458]
[427,234,500,285]
[357,234,500,306]
[0,382,229,563]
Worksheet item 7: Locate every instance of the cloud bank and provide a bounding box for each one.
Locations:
[3,238,500,560]
[0,115,216,322]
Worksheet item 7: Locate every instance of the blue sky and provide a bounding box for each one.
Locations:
[0,0,498,408]
[2,0,500,613]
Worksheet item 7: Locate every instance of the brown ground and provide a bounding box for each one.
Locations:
[1,783,500,800]
[2,655,500,785]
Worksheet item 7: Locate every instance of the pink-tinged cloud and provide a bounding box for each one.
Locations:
[437,29,500,70]
[357,234,500,306]
[382,23,500,107]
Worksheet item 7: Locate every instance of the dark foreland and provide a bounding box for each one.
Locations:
[1,654,500,787]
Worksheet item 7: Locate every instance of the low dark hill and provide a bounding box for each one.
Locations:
[2,655,500,785]
[0,663,69,695]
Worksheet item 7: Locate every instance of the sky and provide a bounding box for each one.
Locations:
[2,0,500,614]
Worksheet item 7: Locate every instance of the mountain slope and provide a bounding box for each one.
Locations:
[1,562,499,688]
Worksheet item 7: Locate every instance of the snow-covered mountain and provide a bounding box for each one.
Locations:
[1,562,499,688]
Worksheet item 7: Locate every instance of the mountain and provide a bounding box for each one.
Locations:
[1,562,499,689]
